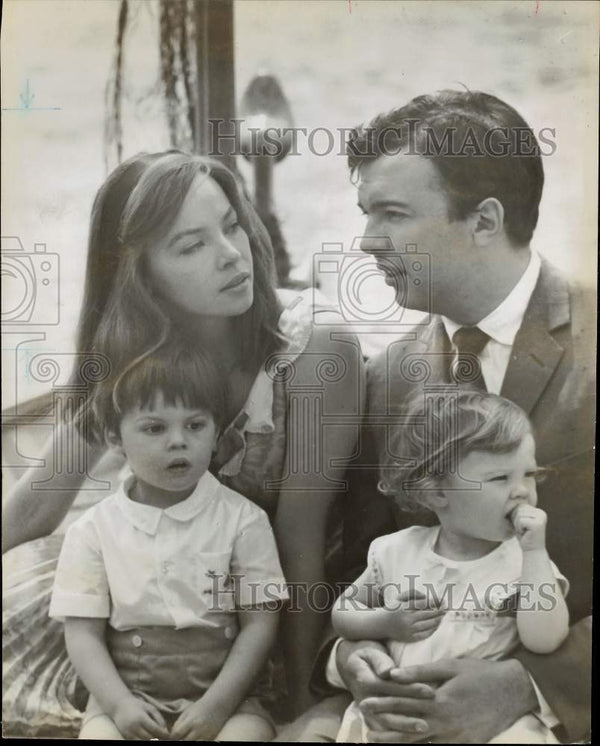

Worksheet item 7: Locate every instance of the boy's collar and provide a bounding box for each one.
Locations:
[115,471,219,535]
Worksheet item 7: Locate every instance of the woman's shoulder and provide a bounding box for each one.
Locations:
[275,288,364,387]
[276,287,345,357]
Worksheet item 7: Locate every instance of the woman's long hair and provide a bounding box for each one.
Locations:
[75,151,282,441]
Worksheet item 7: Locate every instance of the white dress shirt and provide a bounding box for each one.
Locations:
[50,471,288,631]
[442,251,541,394]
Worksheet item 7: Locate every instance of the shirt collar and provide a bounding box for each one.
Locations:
[442,251,541,347]
[116,471,220,536]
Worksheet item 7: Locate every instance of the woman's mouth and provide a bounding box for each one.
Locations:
[221,272,250,292]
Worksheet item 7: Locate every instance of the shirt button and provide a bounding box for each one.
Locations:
[224,627,235,640]
[132,634,143,648]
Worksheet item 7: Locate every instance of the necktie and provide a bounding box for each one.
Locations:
[451,326,490,391]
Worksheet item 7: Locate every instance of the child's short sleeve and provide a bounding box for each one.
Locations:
[230,504,289,607]
[49,515,110,621]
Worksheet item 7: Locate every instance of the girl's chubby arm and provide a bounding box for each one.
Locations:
[332,568,445,643]
[170,605,280,740]
[64,617,169,739]
[2,426,110,553]
[512,506,569,654]
[274,326,365,715]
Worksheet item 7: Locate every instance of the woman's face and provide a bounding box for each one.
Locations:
[146,174,254,319]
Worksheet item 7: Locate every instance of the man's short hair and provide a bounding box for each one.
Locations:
[347,90,544,247]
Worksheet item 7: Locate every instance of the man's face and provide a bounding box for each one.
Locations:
[357,153,479,317]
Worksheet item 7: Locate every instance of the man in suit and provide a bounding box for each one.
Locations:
[281,90,594,742]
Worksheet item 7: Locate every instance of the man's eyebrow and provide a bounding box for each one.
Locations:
[357,199,411,212]
[168,207,237,247]
[369,199,412,210]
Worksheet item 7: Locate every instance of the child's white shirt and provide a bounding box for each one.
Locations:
[364,525,568,667]
[49,471,288,631]
[336,525,568,744]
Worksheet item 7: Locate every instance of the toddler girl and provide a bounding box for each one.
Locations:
[333,390,568,744]
[50,343,288,740]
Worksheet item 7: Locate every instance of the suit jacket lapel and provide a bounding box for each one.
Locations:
[500,261,570,414]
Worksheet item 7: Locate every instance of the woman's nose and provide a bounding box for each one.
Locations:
[217,235,242,267]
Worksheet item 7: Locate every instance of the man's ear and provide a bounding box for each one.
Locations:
[472,197,505,246]
[106,430,125,458]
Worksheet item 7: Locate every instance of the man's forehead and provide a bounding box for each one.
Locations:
[357,153,442,201]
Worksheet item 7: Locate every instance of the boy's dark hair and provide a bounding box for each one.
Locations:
[379,390,533,513]
[347,90,544,247]
[90,341,228,439]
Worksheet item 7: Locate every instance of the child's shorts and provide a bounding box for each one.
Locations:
[88,624,273,728]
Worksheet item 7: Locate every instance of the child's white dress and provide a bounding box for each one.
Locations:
[336,525,568,744]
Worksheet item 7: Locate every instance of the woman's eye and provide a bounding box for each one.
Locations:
[488,475,507,482]
[224,221,240,236]
[180,242,204,256]
[188,421,206,431]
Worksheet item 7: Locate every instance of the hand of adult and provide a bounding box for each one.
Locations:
[360,657,538,743]
[336,640,435,737]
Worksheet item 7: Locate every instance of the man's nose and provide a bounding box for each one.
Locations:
[359,233,394,256]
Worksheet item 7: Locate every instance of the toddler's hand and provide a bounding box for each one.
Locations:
[384,589,445,642]
[511,505,547,551]
[113,695,169,739]
[170,697,228,740]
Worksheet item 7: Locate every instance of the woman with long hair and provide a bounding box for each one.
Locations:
[3,151,364,735]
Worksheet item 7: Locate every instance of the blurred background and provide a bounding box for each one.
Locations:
[2,0,598,409]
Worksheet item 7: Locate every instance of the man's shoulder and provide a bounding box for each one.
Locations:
[533,259,596,347]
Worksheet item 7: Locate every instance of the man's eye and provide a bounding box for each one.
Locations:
[384,211,407,221]
[488,475,508,482]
